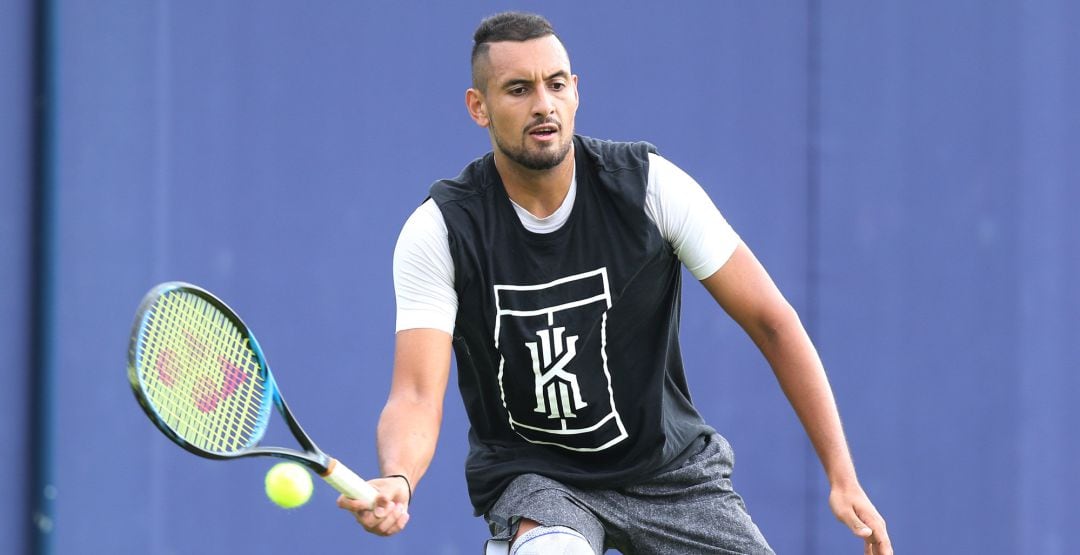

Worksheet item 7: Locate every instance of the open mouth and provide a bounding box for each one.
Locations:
[528,124,559,139]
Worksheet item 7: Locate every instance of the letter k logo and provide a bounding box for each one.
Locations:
[525,327,588,421]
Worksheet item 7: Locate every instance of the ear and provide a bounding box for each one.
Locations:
[465,88,489,128]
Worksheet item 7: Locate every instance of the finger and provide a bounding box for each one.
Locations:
[870,534,893,555]
[869,530,893,555]
[340,488,411,537]
[372,502,402,532]
[854,508,891,555]
[386,503,411,534]
[337,490,385,515]
[365,490,399,518]
[352,505,378,528]
[371,502,410,536]
[861,523,892,555]
[356,502,406,533]
[848,514,873,539]
[336,494,367,512]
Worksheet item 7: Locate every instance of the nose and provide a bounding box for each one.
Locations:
[532,87,556,117]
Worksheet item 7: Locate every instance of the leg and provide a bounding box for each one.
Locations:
[484,474,605,555]
[621,434,774,554]
[510,521,594,555]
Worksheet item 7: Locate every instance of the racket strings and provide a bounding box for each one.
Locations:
[136,291,269,454]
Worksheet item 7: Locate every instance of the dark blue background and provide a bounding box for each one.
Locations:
[2,1,1077,553]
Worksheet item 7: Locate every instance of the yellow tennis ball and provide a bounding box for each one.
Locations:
[265,462,313,509]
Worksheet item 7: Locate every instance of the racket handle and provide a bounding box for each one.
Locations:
[321,458,378,508]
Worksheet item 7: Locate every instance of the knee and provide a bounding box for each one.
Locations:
[510,525,595,555]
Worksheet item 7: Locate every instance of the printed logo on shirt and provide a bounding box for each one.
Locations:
[526,326,587,419]
[493,268,629,452]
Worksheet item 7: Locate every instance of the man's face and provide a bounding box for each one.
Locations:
[468,35,579,171]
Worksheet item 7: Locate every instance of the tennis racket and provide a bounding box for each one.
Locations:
[127,281,377,507]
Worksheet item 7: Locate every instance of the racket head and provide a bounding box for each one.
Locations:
[128,282,277,459]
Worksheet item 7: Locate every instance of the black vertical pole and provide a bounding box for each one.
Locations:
[29,0,56,553]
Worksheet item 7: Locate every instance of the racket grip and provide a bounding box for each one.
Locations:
[321,458,378,508]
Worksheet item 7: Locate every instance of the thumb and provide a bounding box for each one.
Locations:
[372,492,396,518]
[849,516,873,539]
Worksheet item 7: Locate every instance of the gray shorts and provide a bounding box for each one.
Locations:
[484,433,774,555]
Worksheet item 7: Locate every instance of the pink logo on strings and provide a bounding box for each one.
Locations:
[194,357,249,412]
[156,348,177,386]
[156,330,250,413]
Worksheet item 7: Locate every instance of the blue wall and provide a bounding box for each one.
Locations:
[2,1,1077,553]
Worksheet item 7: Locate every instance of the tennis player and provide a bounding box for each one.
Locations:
[338,11,891,555]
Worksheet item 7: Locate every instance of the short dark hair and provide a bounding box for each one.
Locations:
[471,12,558,91]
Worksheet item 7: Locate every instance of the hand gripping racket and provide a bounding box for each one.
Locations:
[127,281,377,507]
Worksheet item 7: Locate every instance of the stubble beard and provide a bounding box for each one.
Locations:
[492,124,573,171]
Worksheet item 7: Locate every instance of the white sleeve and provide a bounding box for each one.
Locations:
[645,153,740,280]
[392,199,458,334]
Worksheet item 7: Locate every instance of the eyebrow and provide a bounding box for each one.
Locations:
[500,70,570,90]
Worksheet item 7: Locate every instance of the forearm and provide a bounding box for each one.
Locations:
[339,330,449,536]
[751,308,858,487]
[702,244,889,551]
[760,322,894,551]
[376,393,441,489]
[375,328,453,491]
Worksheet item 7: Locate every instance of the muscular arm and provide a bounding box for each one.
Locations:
[378,328,453,489]
[701,242,892,554]
[337,328,453,536]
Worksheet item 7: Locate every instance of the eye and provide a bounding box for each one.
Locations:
[550,82,566,91]
[509,86,528,96]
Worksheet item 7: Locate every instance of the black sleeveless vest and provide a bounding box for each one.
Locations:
[430,135,714,514]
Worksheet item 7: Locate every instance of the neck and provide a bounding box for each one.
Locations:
[494,145,576,219]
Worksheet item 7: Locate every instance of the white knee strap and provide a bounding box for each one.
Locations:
[509,525,594,555]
